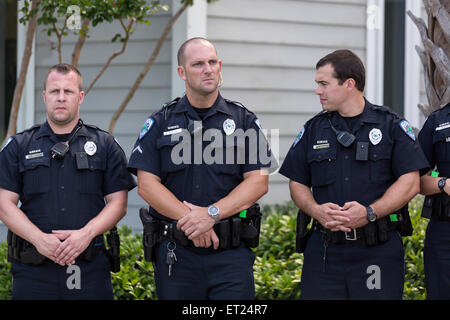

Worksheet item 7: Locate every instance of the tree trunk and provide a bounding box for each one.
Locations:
[72,17,90,68]
[407,0,450,117]
[2,0,40,145]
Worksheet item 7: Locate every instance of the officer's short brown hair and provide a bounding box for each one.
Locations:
[316,49,365,92]
[44,63,83,91]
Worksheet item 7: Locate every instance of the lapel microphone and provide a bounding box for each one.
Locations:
[327,118,355,148]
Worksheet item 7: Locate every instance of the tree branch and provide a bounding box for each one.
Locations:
[71,17,90,68]
[108,1,190,133]
[84,18,133,95]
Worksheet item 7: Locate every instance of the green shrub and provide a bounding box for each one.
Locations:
[0,240,12,300]
[0,196,430,300]
[403,195,427,300]
[253,202,302,299]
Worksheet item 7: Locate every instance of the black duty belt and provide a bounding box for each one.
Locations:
[159,216,259,250]
[158,205,261,250]
[7,230,105,265]
[312,216,397,245]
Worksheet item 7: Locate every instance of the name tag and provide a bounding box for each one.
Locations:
[163,128,182,136]
[313,143,330,150]
[25,152,44,160]
[436,122,450,131]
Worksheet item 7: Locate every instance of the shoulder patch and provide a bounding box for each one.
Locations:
[293,125,305,147]
[399,120,416,141]
[139,117,155,140]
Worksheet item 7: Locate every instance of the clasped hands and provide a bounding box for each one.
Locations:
[317,201,369,232]
[35,229,92,266]
[177,201,219,250]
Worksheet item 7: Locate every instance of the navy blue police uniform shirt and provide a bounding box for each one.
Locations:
[279,98,430,207]
[0,121,136,233]
[128,93,273,221]
[418,103,450,178]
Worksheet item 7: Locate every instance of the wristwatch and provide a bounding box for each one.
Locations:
[207,204,220,224]
[438,177,448,195]
[366,206,377,223]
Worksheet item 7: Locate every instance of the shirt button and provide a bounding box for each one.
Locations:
[344,155,349,159]
[194,185,200,189]
[344,177,349,181]
[60,208,66,212]
[60,186,65,190]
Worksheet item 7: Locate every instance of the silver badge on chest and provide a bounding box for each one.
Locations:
[84,141,97,156]
[223,118,236,135]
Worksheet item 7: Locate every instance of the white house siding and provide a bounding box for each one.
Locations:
[33,3,173,229]
[207,0,367,204]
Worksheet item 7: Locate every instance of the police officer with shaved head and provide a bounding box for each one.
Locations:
[279,49,429,299]
[128,37,274,299]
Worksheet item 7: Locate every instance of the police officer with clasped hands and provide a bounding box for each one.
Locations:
[128,37,273,299]
[0,64,136,299]
[279,49,429,299]
[418,102,450,299]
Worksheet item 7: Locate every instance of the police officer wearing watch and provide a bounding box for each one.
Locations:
[280,50,429,300]
[418,102,450,299]
[128,38,273,300]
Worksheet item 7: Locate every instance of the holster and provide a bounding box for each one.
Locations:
[295,209,312,253]
[106,227,120,273]
[396,204,413,236]
[421,195,434,219]
[240,203,262,248]
[139,207,160,262]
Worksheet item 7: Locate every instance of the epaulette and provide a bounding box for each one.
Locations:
[162,97,181,120]
[313,109,328,118]
[302,109,328,129]
[371,104,402,119]
[83,122,110,134]
[224,98,246,109]
[429,103,449,116]
[16,123,41,135]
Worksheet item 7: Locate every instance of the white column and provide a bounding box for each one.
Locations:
[365,0,385,105]
[16,0,35,132]
[171,0,208,99]
[404,0,422,128]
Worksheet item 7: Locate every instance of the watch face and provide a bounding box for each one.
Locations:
[367,207,377,222]
[439,179,446,189]
[208,205,219,215]
[368,212,377,222]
